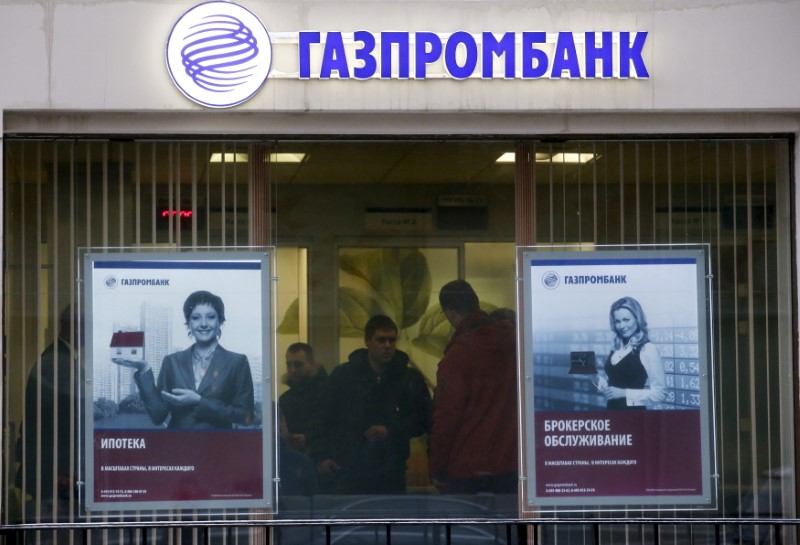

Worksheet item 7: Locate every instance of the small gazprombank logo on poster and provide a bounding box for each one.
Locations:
[165,1,272,108]
[542,271,560,290]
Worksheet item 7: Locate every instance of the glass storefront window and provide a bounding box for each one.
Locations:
[2,137,794,539]
[271,141,517,518]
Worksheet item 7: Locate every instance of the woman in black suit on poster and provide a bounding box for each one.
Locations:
[597,296,667,410]
[114,290,255,429]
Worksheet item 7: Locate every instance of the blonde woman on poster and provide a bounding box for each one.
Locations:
[596,296,667,410]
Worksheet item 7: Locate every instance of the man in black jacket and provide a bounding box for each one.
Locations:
[279,342,328,454]
[313,315,431,494]
[16,305,83,541]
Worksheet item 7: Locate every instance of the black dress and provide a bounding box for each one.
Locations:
[604,346,648,410]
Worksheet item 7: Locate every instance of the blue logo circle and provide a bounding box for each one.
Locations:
[542,271,560,289]
[104,275,118,289]
[166,2,272,108]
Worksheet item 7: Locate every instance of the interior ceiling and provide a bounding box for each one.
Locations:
[5,138,782,187]
[258,139,781,186]
[267,141,516,185]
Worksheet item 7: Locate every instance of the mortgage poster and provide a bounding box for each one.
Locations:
[84,251,272,512]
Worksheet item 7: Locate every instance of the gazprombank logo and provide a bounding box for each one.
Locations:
[541,271,560,290]
[166,1,272,108]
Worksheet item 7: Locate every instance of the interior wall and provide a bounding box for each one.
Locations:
[273,180,516,373]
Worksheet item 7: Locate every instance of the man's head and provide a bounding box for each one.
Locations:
[285,342,315,385]
[364,315,399,370]
[439,279,480,327]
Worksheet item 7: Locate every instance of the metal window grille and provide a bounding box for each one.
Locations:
[2,137,794,545]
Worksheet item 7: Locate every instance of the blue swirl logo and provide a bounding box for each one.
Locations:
[542,271,560,290]
[104,275,118,289]
[182,14,259,92]
[167,2,272,108]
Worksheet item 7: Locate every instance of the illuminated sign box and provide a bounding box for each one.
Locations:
[296,31,648,80]
[166,2,651,108]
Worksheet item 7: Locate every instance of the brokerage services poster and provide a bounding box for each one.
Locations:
[522,248,713,509]
[84,251,272,512]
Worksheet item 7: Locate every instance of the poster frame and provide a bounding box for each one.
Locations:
[517,244,717,512]
[81,248,274,515]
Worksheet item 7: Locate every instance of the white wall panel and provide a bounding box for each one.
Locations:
[0,0,798,113]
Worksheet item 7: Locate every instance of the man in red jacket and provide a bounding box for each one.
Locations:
[429,280,519,494]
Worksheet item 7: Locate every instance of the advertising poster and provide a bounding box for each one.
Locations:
[522,248,714,509]
[84,251,272,512]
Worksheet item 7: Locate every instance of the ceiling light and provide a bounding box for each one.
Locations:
[209,152,309,163]
[209,152,249,163]
[268,153,307,163]
[496,152,579,163]
[549,152,599,164]
[496,152,516,163]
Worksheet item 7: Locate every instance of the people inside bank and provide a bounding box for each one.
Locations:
[488,306,516,325]
[278,293,520,497]
[429,280,519,494]
[278,408,320,497]
[16,304,83,526]
[113,290,255,429]
[310,315,432,495]
[597,295,666,410]
[279,342,328,454]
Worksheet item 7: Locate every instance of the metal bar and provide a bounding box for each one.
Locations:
[5,517,800,532]
[0,519,800,545]
[4,520,800,545]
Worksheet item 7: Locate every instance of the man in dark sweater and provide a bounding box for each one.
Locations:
[279,342,328,454]
[312,316,431,494]
[16,305,83,541]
